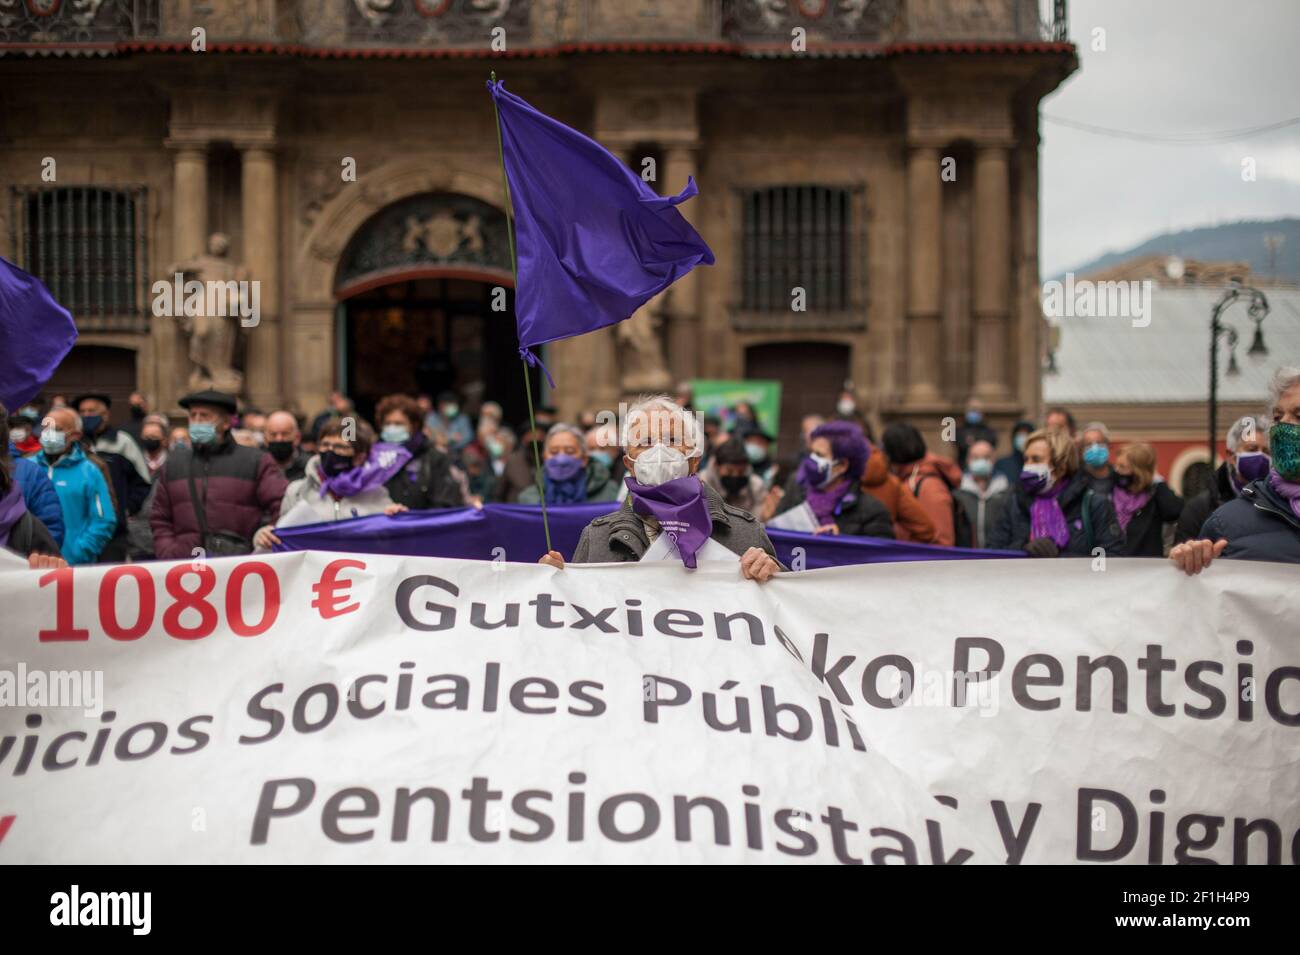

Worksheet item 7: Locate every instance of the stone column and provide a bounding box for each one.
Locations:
[163,141,209,411]
[972,141,1013,401]
[239,144,283,411]
[661,143,702,381]
[904,144,943,404]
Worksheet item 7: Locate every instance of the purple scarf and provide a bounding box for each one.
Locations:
[625,474,713,568]
[1267,470,1300,521]
[1029,480,1071,549]
[320,442,412,500]
[1111,485,1151,533]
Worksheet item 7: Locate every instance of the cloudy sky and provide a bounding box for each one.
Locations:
[1040,0,1300,277]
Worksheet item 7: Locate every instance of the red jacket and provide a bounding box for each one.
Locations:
[150,433,287,559]
[895,453,962,547]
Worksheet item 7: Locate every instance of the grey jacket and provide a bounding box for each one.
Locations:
[572,479,782,564]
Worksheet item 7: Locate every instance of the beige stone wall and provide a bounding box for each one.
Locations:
[1,46,1072,447]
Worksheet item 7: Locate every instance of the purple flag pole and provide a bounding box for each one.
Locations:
[491,70,552,554]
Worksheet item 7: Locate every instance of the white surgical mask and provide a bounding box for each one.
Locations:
[10,427,28,444]
[836,399,855,416]
[633,443,690,486]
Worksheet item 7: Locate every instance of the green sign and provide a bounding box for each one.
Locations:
[689,379,783,442]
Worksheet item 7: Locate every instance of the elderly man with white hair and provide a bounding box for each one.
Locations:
[1171,366,1300,572]
[539,394,782,580]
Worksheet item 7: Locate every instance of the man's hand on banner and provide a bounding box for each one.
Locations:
[27,553,66,570]
[813,523,839,536]
[1170,538,1228,576]
[383,503,409,516]
[254,525,281,549]
[740,547,779,582]
[1025,537,1060,558]
[539,550,565,569]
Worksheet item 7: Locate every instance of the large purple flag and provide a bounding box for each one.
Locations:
[488,80,714,382]
[0,256,77,409]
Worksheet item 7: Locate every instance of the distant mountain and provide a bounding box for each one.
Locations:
[1054,218,1300,284]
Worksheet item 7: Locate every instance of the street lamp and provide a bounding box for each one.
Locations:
[1209,279,1270,468]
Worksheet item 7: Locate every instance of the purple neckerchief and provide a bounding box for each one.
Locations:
[320,442,412,499]
[796,456,852,525]
[1029,480,1071,549]
[1267,470,1300,520]
[625,474,713,569]
[1112,485,1151,533]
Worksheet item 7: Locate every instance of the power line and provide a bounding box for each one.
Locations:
[1041,113,1300,144]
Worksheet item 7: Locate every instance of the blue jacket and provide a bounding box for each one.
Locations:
[1200,478,1300,565]
[9,444,64,545]
[34,443,117,564]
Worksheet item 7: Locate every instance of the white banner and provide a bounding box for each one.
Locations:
[0,550,1296,864]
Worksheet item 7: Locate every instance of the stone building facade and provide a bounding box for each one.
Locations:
[1,0,1075,455]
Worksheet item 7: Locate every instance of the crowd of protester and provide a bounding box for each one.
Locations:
[3,364,1298,575]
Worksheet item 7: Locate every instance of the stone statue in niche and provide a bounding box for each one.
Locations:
[617,292,673,393]
[169,232,248,395]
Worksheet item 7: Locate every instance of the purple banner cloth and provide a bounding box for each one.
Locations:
[274,503,1025,569]
[0,256,78,409]
[488,80,714,377]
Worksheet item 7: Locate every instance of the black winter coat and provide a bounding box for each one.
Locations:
[1200,479,1300,564]
[988,471,1124,556]
[1114,482,1184,557]
[385,441,464,510]
[1174,462,1234,545]
[776,479,896,539]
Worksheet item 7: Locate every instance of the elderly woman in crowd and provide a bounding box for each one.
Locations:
[539,395,781,580]
[1110,442,1183,557]
[1172,366,1300,571]
[1175,415,1270,544]
[770,420,894,538]
[376,393,465,510]
[253,419,408,550]
[518,422,619,505]
[989,426,1123,557]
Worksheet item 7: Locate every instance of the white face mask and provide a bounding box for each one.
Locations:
[1022,462,1054,490]
[633,443,690,486]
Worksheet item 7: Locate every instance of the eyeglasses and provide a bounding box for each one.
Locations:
[318,440,355,455]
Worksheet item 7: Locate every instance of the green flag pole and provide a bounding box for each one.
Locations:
[490,71,552,554]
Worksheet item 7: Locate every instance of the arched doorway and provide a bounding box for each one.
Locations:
[333,191,538,429]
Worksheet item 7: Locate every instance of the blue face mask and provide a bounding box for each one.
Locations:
[381,425,411,445]
[968,458,993,478]
[189,422,218,445]
[1083,442,1109,469]
[589,450,613,468]
[965,410,984,425]
[744,442,766,465]
[1014,433,1029,453]
[40,427,68,456]
[80,414,103,435]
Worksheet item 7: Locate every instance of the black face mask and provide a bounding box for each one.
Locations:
[141,437,162,453]
[130,404,146,420]
[1114,472,1134,489]
[720,474,750,494]
[268,440,296,463]
[320,451,354,477]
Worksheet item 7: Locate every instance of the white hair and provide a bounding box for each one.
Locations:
[1081,421,1110,442]
[1227,415,1270,453]
[1268,366,1300,415]
[545,422,586,448]
[48,408,83,433]
[622,393,702,457]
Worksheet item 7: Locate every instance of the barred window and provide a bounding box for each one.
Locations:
[10,186,149,333]
[741,185,853,313]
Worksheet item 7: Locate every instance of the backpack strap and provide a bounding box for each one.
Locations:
[1081,488,1095,552]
